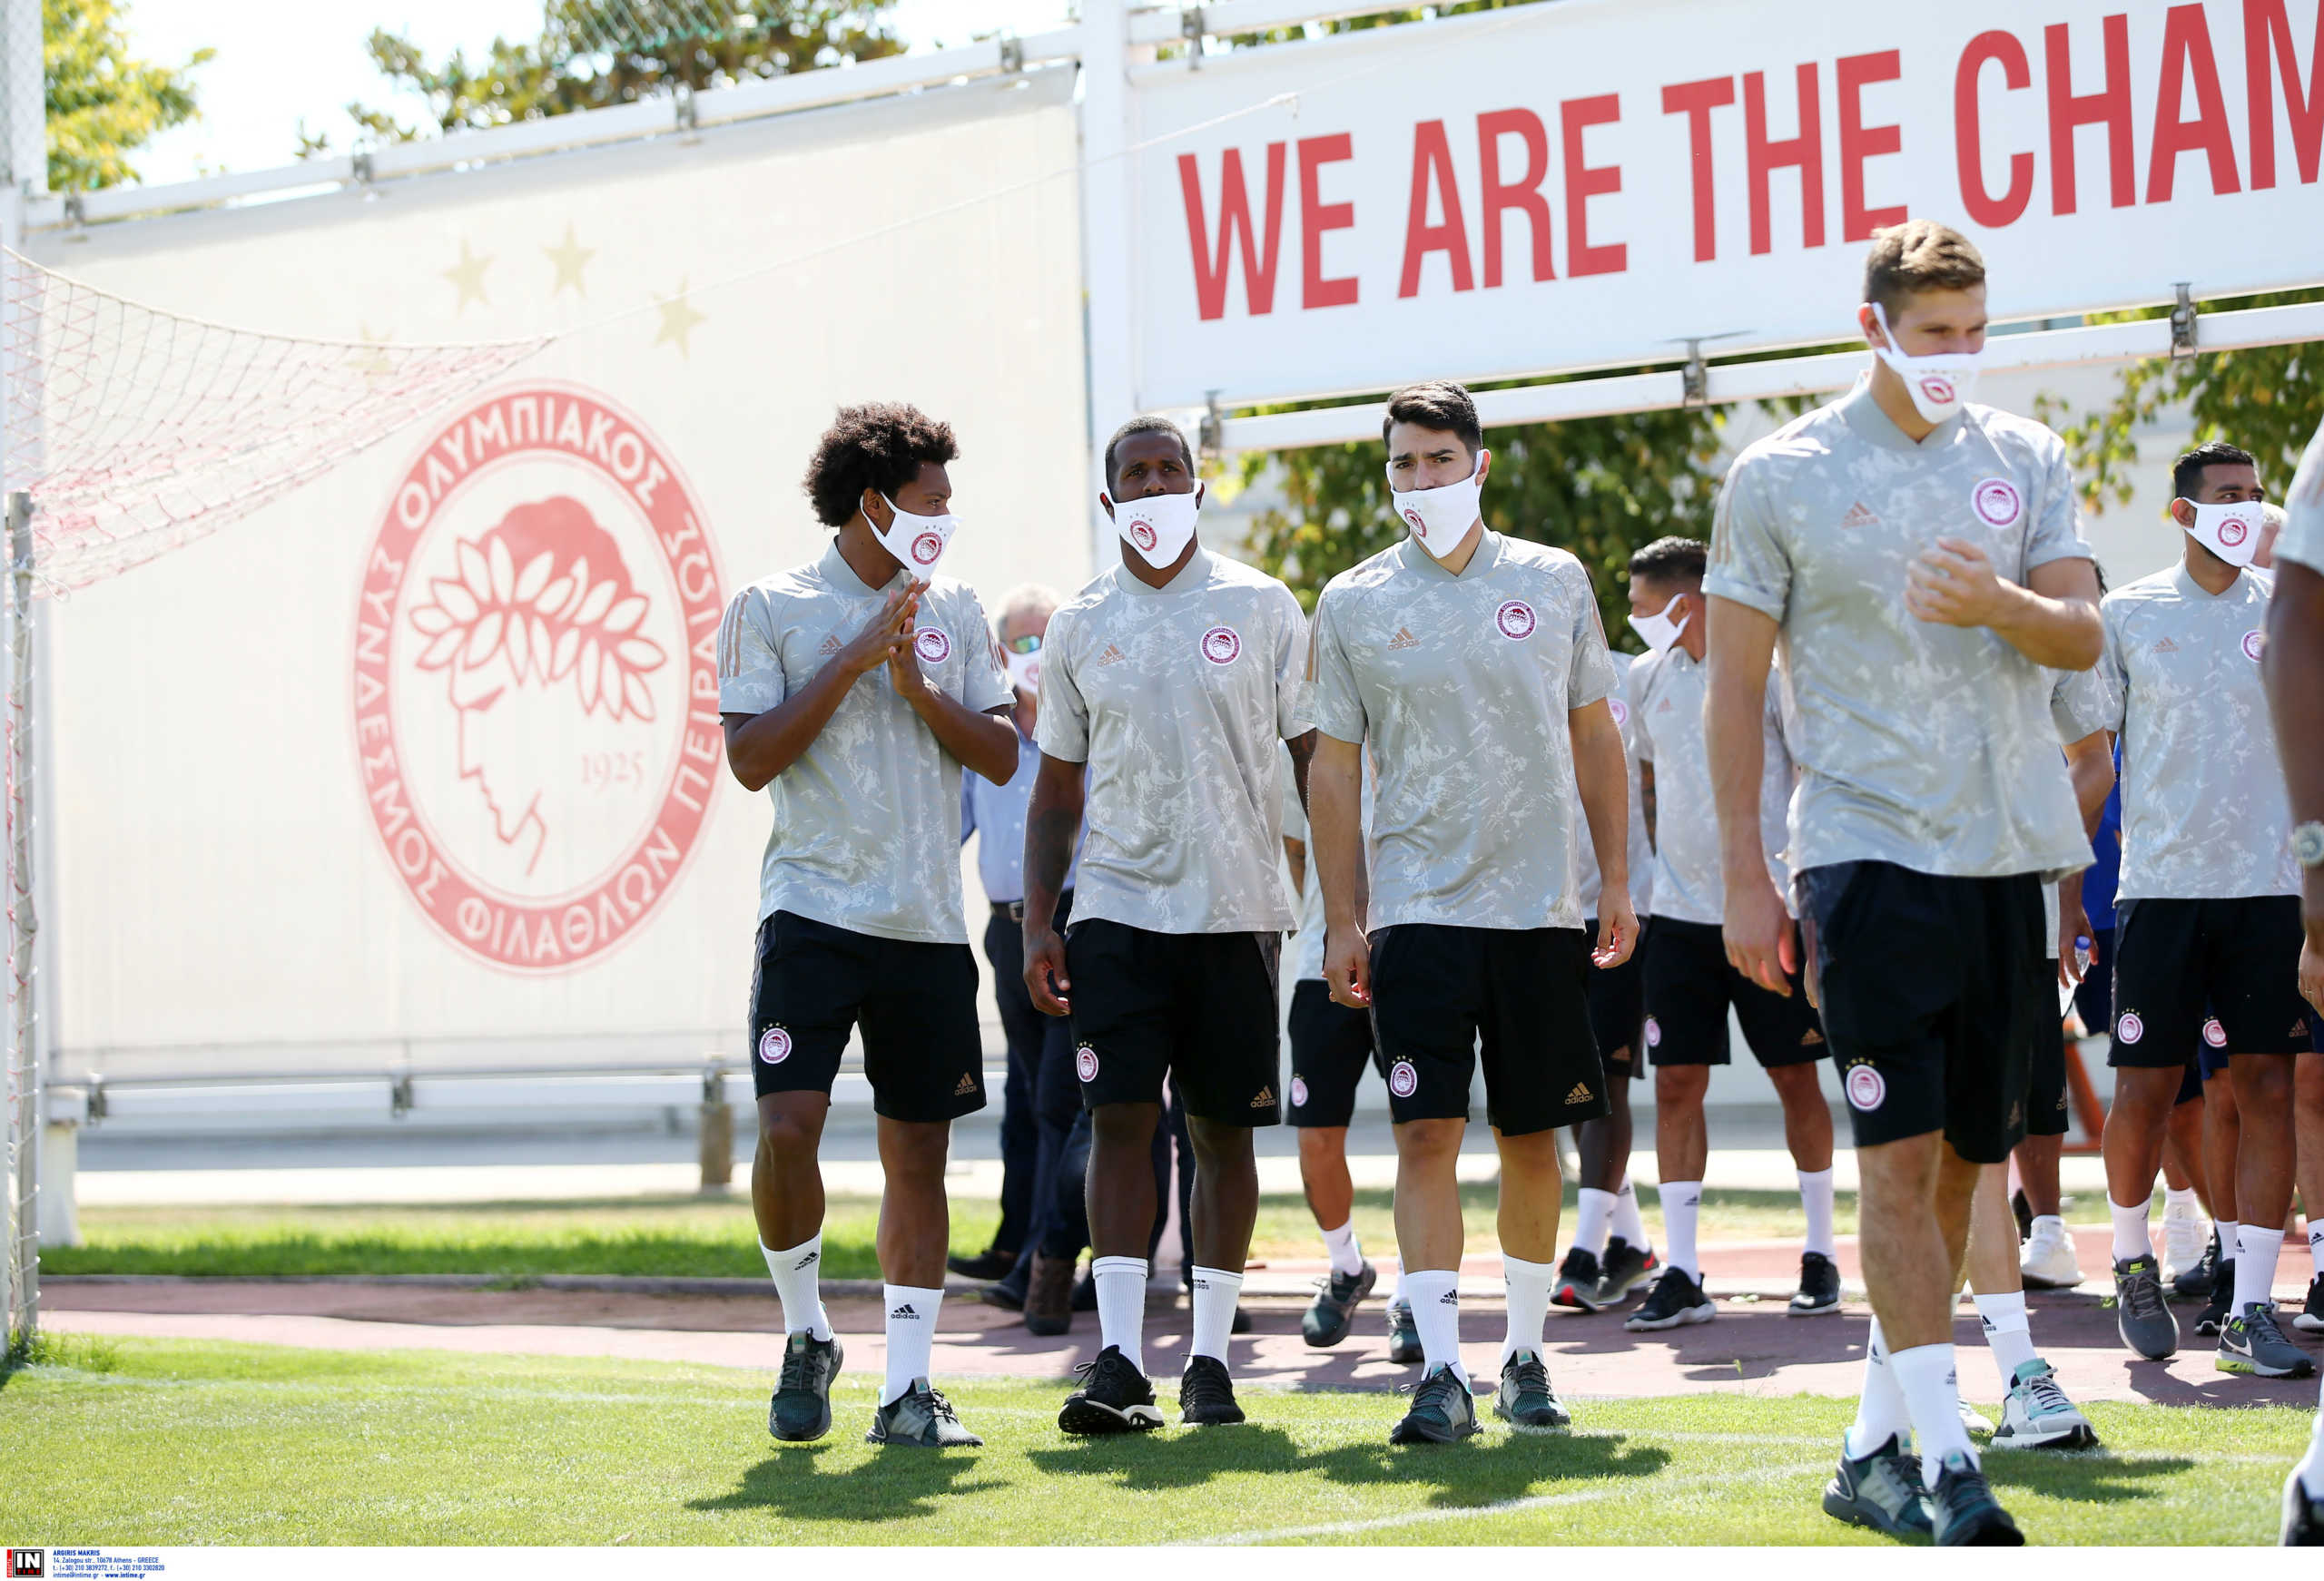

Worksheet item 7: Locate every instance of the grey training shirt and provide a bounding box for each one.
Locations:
[1309,532,1617,932]
[717,540,1013,941]
[1629,643,1797,924]
[2281,416,2324,574]
[1705,383,2094,884]
[1573,652,1656,922]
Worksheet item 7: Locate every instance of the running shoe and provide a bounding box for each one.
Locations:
[1551,1247,1606,1311]
[1789,1251,1843,1315]
[1389,1364,1480,1445]
[2172,1228,2221,1299]
[2218,1304,2319,1378]
[1386,1300,1423,1364]
[2020,1219,2085,1291]
[1493,1349,1570,1432]
[1596,1236,1659,1304]
[771,1331,843,1443]
[1625,1264,1717,1331]
[2197,1259,2238,1336]
[2285,1468,2324,1546]
[866,1380,982,1448]
[1058,1344,1164,1435]
[2112,1252,2179,1360]
[1821,1431,1934,1542]
[1928,1449,2024,1546]
[946,1247,1015,1281]
[1991,1360,2099,1449]
[2162,1210,2208,1290]
[1178,1354,1246,1426]
[2295,1273,2324,1334]
[1958,1399,1994,1436]
[1301,1260,1376,1348]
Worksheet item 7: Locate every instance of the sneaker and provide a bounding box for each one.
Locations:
[1929,1449,2024,1546]
[1302,1260,1377,1347]
[1389,1363,1480,1445]
[1386,1300,1423,1365]
[1821,1431,1934,1542]
[2173,1228,2221,1300]
[1596,1236,1660,1304]
[2285,1468,2324,1547]
[1625,1264,1717,1331]
[2020,1221,2085,1291]
[1493,1349,1570,1432]
[866,1380,982,1447]
[1958,1399,1994,1435]
[2295,1273,2324,1334]
[1178,1354,1246,1425]
[981,1273,1027,1313]
[2112,1252,2179,1360]
[1023,1251,1076,1338]
[1789,1251,1842,1315]
[2162,1210,2208,1289]
[1058,1344,1164,1435]
[2218,1303,2319,1378]
[2197,1259,2238,1336]
[1991,1360,2098,1450]
[770,1331,843,1442]
[946,1247,1015,1281]
[1551,1247,1606,1311]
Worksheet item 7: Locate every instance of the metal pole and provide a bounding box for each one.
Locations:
[8,487,34,1342]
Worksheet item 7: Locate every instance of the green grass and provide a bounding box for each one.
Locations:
[53,1185,1851,1281]
[0,1335,2303,1545]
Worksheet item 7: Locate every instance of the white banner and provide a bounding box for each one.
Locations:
[1131,0,2324,408]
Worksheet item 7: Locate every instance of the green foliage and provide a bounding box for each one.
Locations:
[44,0,210,191]
[331,0,901,146]
[2035,287,2324,513]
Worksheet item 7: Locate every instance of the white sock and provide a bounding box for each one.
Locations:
[1798,1168,1837,1259]
[1890,1341,1975,1488]
[1093,1255,1149,1375]
[2301,1373,2324,1499]
[1321,1220,1364,1278]
[2163,1185,2200,1221]
[2028,1213,2066,1245]
[1611,1173,1649,1251]
[1663,1181,1703,1280]
[2109,1196,2153,1263]
[2235,1222,2283,1316]
[2216,1220,2240,1269]
[1189,1265,1244,1364]
[1502,1253,1555,1368]
[1844,1317,1914,1460]
[1974,1291,2037,1390]
[881,1284,941,1405]
[1404,1268,1465,1386]
[2309,1220,2323,1278]
[1574,1188,1616,1259]
[763,1235,832,1340]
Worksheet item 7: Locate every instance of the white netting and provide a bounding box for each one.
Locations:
[1,249,549,594]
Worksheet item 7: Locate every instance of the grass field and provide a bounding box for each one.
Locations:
[0,1335,2306,1545]
[52,1184,1854,1281]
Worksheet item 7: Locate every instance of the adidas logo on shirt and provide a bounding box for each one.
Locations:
[1840,501,1879,528]
[2152,635,2179,653]
[1096,642,1129,666]
[1564,1082,1592,1105]
[818,633,843,655]
[1251,1085,1275,1108]
[954,1073,978,1096]
[1388,627,1421,651]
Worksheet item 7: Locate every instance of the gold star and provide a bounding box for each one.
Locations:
[442,240,491,313]
[350,322,394,383]
[543,223,595,297]
[654,278,707,358]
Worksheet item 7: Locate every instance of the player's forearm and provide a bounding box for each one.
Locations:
[1286,728,1318,812]
[1985,581,2102,671]
[2265,563,2324,924]
[1020,763,1083,928]
[1570,710,1630,900]
[905,682,1019,783]
[721,661,856,790]
[1640,760,1659,852]
[1706,668,1774,894]
[1310,747,1366,931]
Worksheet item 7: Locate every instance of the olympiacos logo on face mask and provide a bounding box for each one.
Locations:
[911,531,944,566]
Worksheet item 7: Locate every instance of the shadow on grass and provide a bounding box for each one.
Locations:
[689,1442,1008,1521]
[1982,1451,2195,1504]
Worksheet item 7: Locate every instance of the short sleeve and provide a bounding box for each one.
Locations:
[1033,606,1091,763]
[2096,598,2131,734]
[716,588,785,715]
[2279,416,2324,574]
[950,587,1014,713]
[1272,586,1315,740]
[1703,458,1792,622]
[1307,585,1367,745]
[2024,434,2095,574]
[1564,574,1615,711]
[2049,664,2113,745]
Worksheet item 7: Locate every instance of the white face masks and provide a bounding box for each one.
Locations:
[1004,648,1041,694]
[1108,486,1202,570]
[2181,498,2268,567]
[1869,302,1984,426]
[1388,448,1490,558]
[1628,594,1691,654]
[868,494,960,577]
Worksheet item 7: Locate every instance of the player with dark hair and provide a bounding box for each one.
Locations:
[719,402,1019,1448]
[1024,415,1314,1434]
[1708,221,2102,1544]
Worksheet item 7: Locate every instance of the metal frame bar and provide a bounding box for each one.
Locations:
[6,490,34,1342]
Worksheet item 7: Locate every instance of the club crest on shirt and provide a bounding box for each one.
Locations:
[759,1026,793,1065]
[1201,625,1242,664]
[2203,1017,2227,1048]
[2117,1011,2145,1045]
[2243,630,2265,662]
[1077,1045,1100,1082]
[1970,476,2022,527]
[1388,1059,1420,1098]
[1844,1063,1886,1112]
[1495,599,1536,641]
[912,625,952,664]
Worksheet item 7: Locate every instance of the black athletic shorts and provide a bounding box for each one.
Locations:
[1064,918,1282,1124]
[1641,918,1827,1069]
[748,910,985,1123]
[2109,896,2310,1067]
[1286,977,1375,1127]
[2027,959,2070,1137]
[1367,922,1609,1136]
[1583,916,1648,1077]
[1796,861,2045,1164]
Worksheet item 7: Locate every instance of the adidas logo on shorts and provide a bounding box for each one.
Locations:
[1564,1082,1592,1105]
[954,1073,978,1096]
[1250,1085,1275,1108]
[1801,1028,1823,1046]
